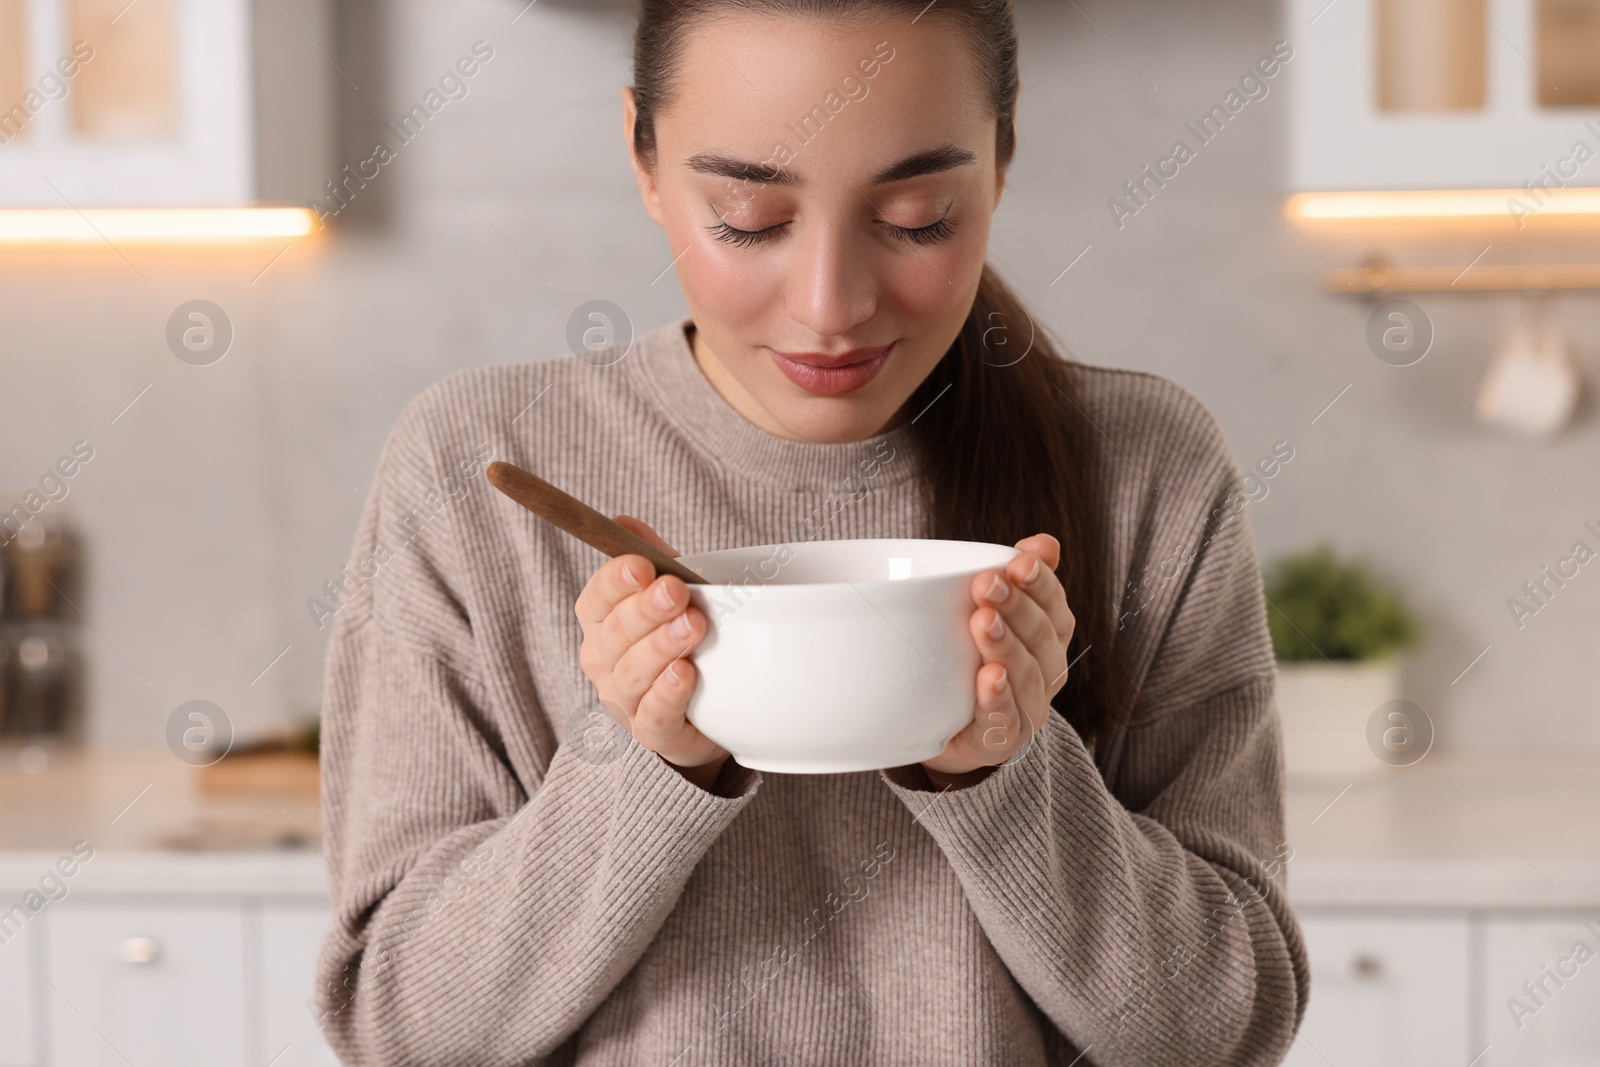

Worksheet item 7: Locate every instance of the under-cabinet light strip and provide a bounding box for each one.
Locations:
[0,208,318,243]
[1288,188,1600,220]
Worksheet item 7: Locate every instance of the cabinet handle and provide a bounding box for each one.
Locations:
[1351,953,1383,980]
[118,936,162,965]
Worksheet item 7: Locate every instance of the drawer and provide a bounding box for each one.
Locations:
[45,901,250,1067]
[1485,915,1600,1066]
[1284,912,1472,1066]
[259,903,340,1066]
[0,908,38,1067]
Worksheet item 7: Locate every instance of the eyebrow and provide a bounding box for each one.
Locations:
[684,144,979,188]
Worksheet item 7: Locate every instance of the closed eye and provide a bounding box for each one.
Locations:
[706,216,958,248]
[882,215,956,246]
[707,220,787,247]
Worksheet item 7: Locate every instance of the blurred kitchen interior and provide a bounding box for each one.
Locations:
[2,0,1599,1064]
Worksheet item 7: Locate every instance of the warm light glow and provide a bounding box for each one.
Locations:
[1288,188,1600,220]
[0,208,318,243]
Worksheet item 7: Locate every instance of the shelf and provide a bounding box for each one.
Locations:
[1323,259,1600,292]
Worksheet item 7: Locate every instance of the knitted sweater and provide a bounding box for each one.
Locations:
[313,315,1308,1066]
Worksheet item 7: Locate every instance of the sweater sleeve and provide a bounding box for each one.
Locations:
[878,422,1308,1066]
[312,397,762,1066]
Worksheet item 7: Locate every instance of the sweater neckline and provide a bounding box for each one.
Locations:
[630,315,921,491]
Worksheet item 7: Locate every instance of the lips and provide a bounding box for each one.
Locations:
[769,342,895,396]
[772,344,894,368]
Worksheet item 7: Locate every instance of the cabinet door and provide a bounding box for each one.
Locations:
[259,903,340,1066]
[1287,0,1600,189]
[1485,916,1600,1066]
[1284,913,1472,1067]
[0,913,38,1067]
[0,0,255,206]
[46,902,249,1067]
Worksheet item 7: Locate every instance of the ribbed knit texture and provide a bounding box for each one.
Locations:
[314,316,1309,1066]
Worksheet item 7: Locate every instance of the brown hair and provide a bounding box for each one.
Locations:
[630,0,1132,751]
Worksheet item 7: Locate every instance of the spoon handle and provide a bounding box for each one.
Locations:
[486,461,707,586]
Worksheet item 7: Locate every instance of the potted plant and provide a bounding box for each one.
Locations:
[1265,545,1420,777]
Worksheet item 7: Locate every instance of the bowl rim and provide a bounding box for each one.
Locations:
[674,537,1021,591]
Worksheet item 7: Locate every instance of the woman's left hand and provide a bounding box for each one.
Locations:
[920,534,1075,789]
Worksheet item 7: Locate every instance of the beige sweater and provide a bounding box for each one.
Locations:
[313,316,1308,1066]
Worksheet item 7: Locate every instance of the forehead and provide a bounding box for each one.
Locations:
[657,12,994,169]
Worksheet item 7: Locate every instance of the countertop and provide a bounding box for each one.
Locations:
[0,742,325,897]
[3,744,1597,907]
[1285,751,1600,909]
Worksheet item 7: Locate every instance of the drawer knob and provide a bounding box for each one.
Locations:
[1351,953,1383,980]
[118,936,162,965]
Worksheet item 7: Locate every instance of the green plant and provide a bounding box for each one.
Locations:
[1264,545,1419,661]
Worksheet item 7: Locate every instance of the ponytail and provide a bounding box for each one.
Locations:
[906,265,1132,748]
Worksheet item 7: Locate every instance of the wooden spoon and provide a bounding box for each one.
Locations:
[486,461,707,585]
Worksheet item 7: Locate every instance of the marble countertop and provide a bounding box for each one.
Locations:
[1285,750,1600,908]
[3,743,1597,907]
[0,742,325,897]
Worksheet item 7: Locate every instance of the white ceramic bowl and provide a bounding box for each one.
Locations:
[676,538,1020,774]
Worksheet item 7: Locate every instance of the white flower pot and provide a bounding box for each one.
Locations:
[1274,658,1404,779]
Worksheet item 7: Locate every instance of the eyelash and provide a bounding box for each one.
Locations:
[707,215,957,248]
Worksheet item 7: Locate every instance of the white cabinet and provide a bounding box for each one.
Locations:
[17,890,1600,1065]
[0,845,330,1066]
[0,0,331,207]
[7,896,338,1067]
[1285,912,1473,1067]
[1485,916,1600,1066]
[259,903,339,1067]
[45,902,251,1067]
[1286,0,1600,188]
[0,915,39,1067]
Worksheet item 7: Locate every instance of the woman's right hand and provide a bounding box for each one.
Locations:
[574,515,730,789]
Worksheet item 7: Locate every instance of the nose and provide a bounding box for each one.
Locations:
[784,219,877,340]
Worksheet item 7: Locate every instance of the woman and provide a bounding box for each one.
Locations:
[314,1,1309,1064]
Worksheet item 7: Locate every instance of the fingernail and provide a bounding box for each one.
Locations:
[670,612,692,639]
[986,615,1005,641]
[994,668,1008,693]
[986,573,1010,602]
[663,662,681,686]
[653,580,676,611]
[621,562,641,589]
[1023,557,1043,584]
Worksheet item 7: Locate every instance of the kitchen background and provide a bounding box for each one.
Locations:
[2,0,1598,1064]
[4,0,1598,750]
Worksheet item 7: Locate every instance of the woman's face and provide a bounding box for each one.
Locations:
[624,12,1006,444]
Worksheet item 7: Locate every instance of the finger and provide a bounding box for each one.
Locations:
[575,553,659,628]
[924,662,1020,774]
[633,656,699,745]
[969,604,1049,722]
[609,605,706,711]
[635,659,730,770]
[1004,551,1077,648]
[972,568,1060,671]
[615,514,681,557]
[1013,532,1060,571]
[963,661,1022,766]
[597,571,698,672]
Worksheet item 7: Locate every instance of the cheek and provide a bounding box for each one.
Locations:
[667,212,780,326]
[881,253,965,317]
[873,233,987,391]
[878,219,989,321]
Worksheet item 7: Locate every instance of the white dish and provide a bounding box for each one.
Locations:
[676,538,1020,774]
